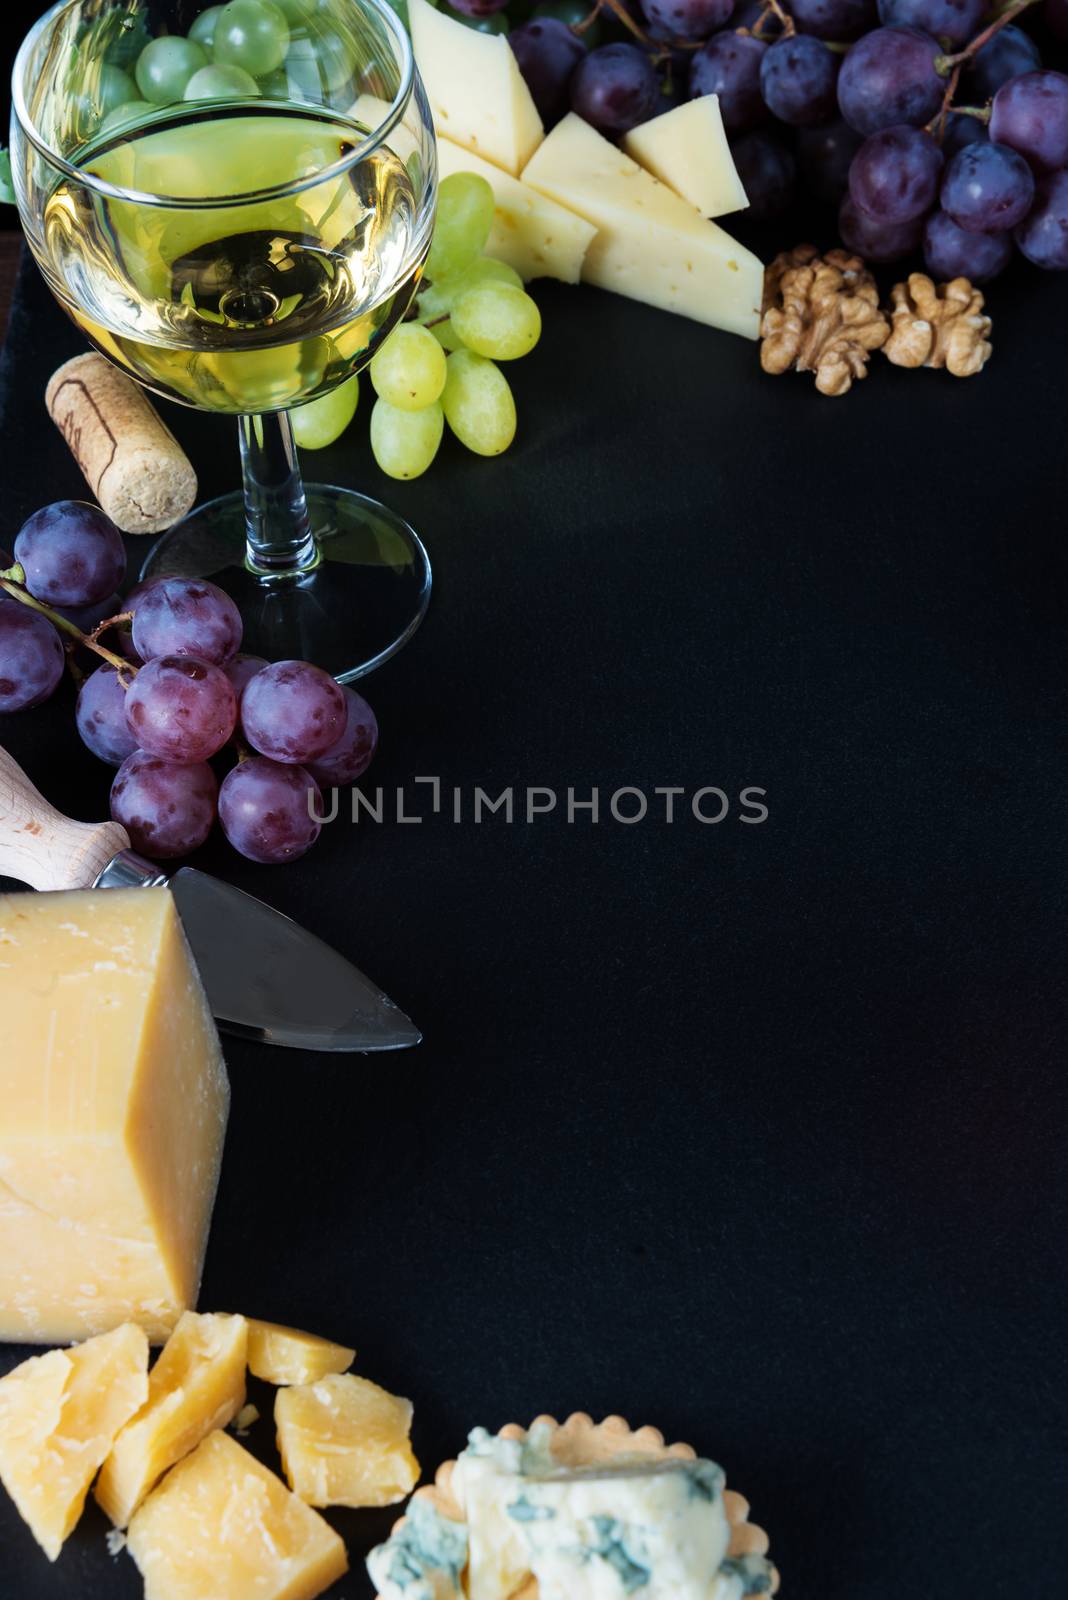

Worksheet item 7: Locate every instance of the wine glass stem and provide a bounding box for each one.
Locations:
[239,411,318,576]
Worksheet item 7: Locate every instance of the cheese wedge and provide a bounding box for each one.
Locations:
[247,1319,355,1387]
[0,1324,149,1560]
[435,136,596,283]
[276,1373,419,1508]
[409,0,543,176]
[624,96,749,219]
[95,1311,248,1528]
[0,888,230,1345]
[127,1430,348,1600]
[522,114,764,340]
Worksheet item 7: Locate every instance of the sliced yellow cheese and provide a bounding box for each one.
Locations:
[436,136,596,283]
[409,0,543,176]
[623,96,749,219]
[95,1311,248,1528]
[522,113,764,340]
[0,1324,149,1561]
[0,888,230,1345]
[275,1373,419,1508]
[247,1319,355,1387]
[126,1429,348,1600]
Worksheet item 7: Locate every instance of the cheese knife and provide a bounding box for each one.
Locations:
[0,744,421,1053]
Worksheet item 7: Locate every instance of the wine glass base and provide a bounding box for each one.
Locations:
[139,487,431,683]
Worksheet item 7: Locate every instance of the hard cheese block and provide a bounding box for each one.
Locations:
[0,1323,149,1561]
[522,114,764,340]
[436,136,596,283]
[0,888,230,1344]
[126,1429,348,1600]
[409,0,543,176]
[276,1373,420,1508]
[623,96,749,219]
[247,1319,355,1386]
[96,1311,248,1528]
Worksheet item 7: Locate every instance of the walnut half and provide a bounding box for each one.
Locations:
[760,246,890,397]
[883,273,992,377]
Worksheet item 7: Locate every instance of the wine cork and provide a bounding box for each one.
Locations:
[45,353,197,535]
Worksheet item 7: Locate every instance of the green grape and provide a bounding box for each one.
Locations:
[189,6,225,49]
[426,173,496,281]
[213,0,290,76]
[95,64,139,116]
[370,399,445,480]
[272,0,323,18]
[184,62,261,97]
[283,27,358,95]
[135,36,209,103]
[418,257,522,349]
[289,374,359,448]
[369,325,448,411]
[99,98,156,134]
[453,8,510,30]
[451,282,541,360]
[441,350,516,456]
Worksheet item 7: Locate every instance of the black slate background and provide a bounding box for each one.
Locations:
[3,147,1068,1599]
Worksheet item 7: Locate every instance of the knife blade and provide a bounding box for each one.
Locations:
[0,744,421,1053]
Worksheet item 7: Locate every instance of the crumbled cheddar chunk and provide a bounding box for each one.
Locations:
[247,1319,355,1386]
[95,1311,248,1528]
[126,1429,348,1600]
[276,1373,420,1508]
[0,1324,148,1560]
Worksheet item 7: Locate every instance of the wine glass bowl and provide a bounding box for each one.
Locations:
[12,0,437,681]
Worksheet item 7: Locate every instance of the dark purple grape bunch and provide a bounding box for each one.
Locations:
[1,503,379,867]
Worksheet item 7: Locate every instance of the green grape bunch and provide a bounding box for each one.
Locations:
[290,172,543,478]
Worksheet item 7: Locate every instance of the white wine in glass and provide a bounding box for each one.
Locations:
[12,0,438,681]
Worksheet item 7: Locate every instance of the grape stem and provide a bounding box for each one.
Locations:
[928,0,1040,139]
[573,0,704,55]
[0,565,135,678]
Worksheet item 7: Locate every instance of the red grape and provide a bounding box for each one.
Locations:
[837,27,943,137]
[1014,171,1068,270]
[131,576,243,665]
[940,112,988,156]
[570,43,661,135]
[218,757,323,864]
[838,192,924,259]
[876,0,983,48]
[0,602,65,712]
[125,655,237,762]
[790,0,876,39]
[224,653,269,707]
[240,660,346,764]
[58,593,124,635]
[729,129,797,219]
[307,687,379,787]
[760,35,839,127]
[640,0,735,40]
[445,0,509,13]
[849,125,943,223]
[689,34,767,132]
[797,118,863,203]
[967,25,1041,101]
[110,750,218,859]
[923,208,1013,280]
[940,141,1035,232]
[990,71,1068,174]
[76,665,139,766]
[14,501,126,608]
[509,18,586,125]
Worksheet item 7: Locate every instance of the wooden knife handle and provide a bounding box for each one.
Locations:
[0,745,130,892]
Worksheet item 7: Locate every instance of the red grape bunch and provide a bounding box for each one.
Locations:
[477,0,1068,278]
[1,502,379,866]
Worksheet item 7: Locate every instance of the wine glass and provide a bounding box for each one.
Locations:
[11,0,437,682]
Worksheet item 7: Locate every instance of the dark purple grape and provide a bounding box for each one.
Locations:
[509,18,586,126]
[58,593,124,635]
[534,0,605,48]
[729,129,797,218]
[940,111,988,155]
[689,34,766,132]
[306,687,379,787]
[849,124,943,221]
[218,757,322,864]
[0,602,65,713]
[990,71,1068,174]
[110,750,218,860]
[1014,170,1068,269]
[923,207,1013,279]
[732,0,783,30]
[1046,0,1068,43]
[759,35,839,126]
[444,0,509,16]
[131,576,243,666]
[967,25,1041,101]
[640,0,734,39]
[240,659,346,764]
[940,139,1035,231]
[876,0,982,47]
[76,665,139,766]
[14,501,126,608]
[797,117,863,202]
[125,655,237,762]
[570,43,660,135]
[837,27,944,136]
[838,191,924,258]
[789,0,876,40]
[224,653,269,707]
